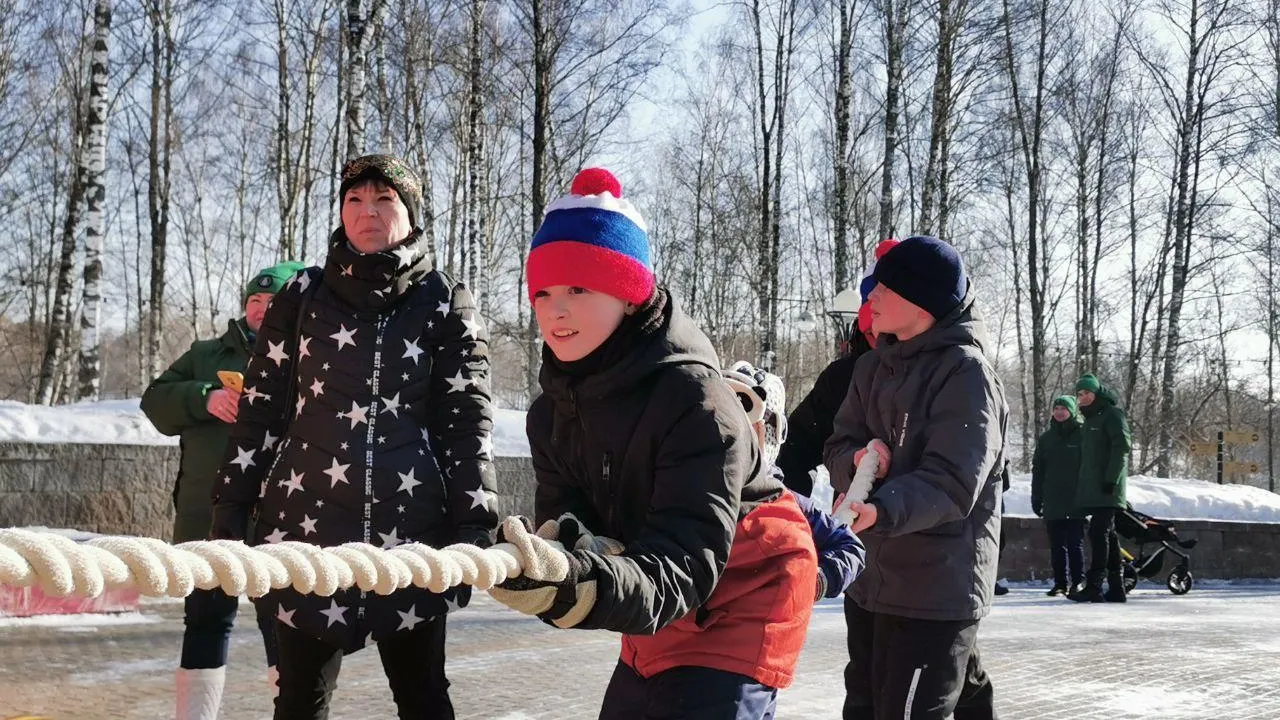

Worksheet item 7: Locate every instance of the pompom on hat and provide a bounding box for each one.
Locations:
[526,168,654,305]
[856,238,901,336]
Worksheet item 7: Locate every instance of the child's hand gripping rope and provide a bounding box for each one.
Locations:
[833,439,891,532]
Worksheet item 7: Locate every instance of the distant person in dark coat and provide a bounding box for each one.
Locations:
[1031,395,1087,596]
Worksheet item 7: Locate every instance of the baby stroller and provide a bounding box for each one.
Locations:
[1114,505,1197,595]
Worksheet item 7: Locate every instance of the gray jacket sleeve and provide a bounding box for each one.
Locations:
[823,365,872,495]
[868,356,1003,537]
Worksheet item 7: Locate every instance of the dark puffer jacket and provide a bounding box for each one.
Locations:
[824,289,1008,622]
[212,229,498,652]
[1031,404,1084,520]
[775,331,872,494]
[530,290,817,688]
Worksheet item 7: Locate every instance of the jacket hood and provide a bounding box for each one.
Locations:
[322,227,434,313]
[221,318,252,352]
[539,289,721,406]
[875,282,989,365]
[1080,383,1120,416]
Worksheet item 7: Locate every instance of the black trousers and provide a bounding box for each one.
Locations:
[598,661,778,720]
[1045,518,1087,588]
[180,587,278,670]
[1085,508,1122,580]
[843,598,996,720]
[273,616,454,720]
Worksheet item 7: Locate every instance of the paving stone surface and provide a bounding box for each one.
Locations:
[2,583,1278,719]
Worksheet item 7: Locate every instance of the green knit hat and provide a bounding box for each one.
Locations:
[1053,395,1077,415]
[1075,374,1102,393]
[244,261,307,304]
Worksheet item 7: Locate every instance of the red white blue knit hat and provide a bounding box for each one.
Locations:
[526,168,654,305]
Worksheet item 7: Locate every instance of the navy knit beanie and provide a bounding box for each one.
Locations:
[872,235,967,320]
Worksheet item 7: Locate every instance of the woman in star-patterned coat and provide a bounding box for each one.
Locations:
[211,154,498,719]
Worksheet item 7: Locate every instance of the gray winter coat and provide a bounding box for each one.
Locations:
[823,289,1008,621]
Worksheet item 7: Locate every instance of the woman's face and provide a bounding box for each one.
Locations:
[1051,406,1071,422]
[532,285,630,361]
[243,293,272,333]
[342,181,412,253]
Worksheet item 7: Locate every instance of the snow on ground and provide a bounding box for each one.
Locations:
[0,399,532,457]
[0,610,161,630]
[1004,472,1280,523]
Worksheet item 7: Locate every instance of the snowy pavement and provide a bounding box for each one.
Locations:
[2,583,1279,719]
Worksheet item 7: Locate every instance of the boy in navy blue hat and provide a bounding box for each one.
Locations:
[825,235,1009,720]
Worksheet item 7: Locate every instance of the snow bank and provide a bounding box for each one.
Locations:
[0,399,532,457]
[1005,473,1280,524]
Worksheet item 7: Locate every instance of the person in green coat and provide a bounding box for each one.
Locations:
[1070,373,1132,604]
[141,260,304,719]
[1031,396,1086,596]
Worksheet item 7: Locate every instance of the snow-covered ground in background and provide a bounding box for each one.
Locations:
[0,399,532,456]
[1004,472,1280,523]
[5,399,1280,520]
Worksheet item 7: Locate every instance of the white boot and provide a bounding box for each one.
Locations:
[175,667,226,720]
[267,665,279,699]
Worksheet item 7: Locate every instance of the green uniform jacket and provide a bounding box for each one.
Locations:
[1076,386,1131,510]
[1031,416,1084,519]
[140,319,252,542]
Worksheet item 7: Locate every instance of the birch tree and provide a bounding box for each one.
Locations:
[77,0,111,401]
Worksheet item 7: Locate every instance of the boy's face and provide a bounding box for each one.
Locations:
[533,285,629,361]
[1051,405,1071,422]
[1076,389,1096,407]
[869,284,934,341]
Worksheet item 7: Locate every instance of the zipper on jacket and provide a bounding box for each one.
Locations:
[359,316,388,621]
[603,452,617,532]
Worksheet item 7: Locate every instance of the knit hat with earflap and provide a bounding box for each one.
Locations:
[244,261,307,304]
[526,168,654,305]
[724,361,788,468]
[339,154,424,227]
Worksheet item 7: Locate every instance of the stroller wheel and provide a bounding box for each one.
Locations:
[1167,565,1193,595]
[1122,564,1138,594]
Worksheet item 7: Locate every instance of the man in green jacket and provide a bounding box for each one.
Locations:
[1070,374,1132,604]
[141,260,304,719]
[1031,396,1086,597]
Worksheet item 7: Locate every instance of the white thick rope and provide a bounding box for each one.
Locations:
[0,527,541,600]
[833,443,880,526]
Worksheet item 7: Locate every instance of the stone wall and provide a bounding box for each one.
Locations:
[3,441,1277,584]
[1000,516,1280,583]
[0,443,535,541]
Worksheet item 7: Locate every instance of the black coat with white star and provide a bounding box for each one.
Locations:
[213,227,498,652]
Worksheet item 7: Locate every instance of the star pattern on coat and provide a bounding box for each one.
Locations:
[320,599,347,627]
[397,467,421,496]
[310,378,325,397]
[445,371,472,394]
[330,324,357,351]
[466,486,491,510]
[378,527,401,548]
[264,527,288,544]
[243,386,269,405]
[230,446,255,471]
[460,314,483,340]
[402,337,424,365]
[299,514,318,536]
[323,458,351,487]
[396,605,425,631]
[299,337,312,358]
[277,604,297,628]
[340,401,369,429]
[281,469,305,497]
[381,392,401,418]
[266,340,289,366]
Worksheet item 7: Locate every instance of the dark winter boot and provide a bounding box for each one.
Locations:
[1069,571,1105,603]
[1046,585,1067,597]
[993,582,1009,596]
[1104,571,1127,602]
